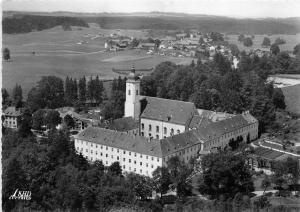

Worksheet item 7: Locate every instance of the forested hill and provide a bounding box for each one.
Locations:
[86,16,300,34]
[2,12,300,34]
[2,15,89,34]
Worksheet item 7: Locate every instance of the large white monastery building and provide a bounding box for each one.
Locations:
[74,67,259,177]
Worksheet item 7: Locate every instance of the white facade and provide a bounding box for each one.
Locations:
[3,116,18,129]
[74,138,162,177]
[140,118,186,140]
[124,79,141,120]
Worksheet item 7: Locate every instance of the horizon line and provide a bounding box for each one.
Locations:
[3,10,300,19]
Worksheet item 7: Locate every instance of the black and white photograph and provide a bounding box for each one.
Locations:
[1,0,300,211]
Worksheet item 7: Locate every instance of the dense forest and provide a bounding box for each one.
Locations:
[2,12,300,34]
[2,15,89,34]
[85,16,300,34]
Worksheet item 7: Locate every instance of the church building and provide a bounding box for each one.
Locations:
[74,66,259,177]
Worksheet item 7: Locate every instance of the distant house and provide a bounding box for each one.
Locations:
[2,107,22,129]
[56,107,86,131]
[160,36,176,42]
[138,43,156,50]
[176,33,187,40]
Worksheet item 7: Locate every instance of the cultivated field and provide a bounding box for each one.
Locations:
[226,34,300,52]
[2,24,192,97]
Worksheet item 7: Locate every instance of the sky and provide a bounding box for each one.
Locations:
[2,0,300,18]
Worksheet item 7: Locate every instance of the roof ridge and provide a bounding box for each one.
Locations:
[146,96,195,105]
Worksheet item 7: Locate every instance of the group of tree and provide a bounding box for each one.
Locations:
[32,109,62,131]
[262,37,271,47]
[270,157,300,190]
[243,37,253,47]
[26,75,105,113]
[3,15,88,34]
[2,120,195,211]
[274,37,286,45]
[2,84,23,109]
[238,34,253,47]
[140,49,296,133]
[2,48,10,61]
[101,76,126,120]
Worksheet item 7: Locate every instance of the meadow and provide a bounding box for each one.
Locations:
[2,24,192,97]
[225,34,300,52]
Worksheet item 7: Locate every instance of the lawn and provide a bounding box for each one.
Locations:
[2,24,192,97]
[281,84,300,115]
[225,34,300,52]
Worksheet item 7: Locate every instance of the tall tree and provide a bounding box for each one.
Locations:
[2,88,10,108]
[243,37,253,47]
[72,78,78,102]
[152,166,172,196]
[78,76,87,102]
[12,84,23,108]
[3,48,10,61]
[293,43,300,56]
[238,34,245,42]
[262,37,271,47]
[32,109,46,130]
[270,44,280,55]
[18,109,33,138]
[27,76,65,111]
[199,152,254,198]
[167,156,193,199]
[44,110,62,130]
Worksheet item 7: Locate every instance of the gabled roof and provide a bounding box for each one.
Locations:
[139,96,197,125]
[195,114,257,139]
[160,130,204,156]
[4,107,22,117]
[76,126,162,157]
[108,117,139,132]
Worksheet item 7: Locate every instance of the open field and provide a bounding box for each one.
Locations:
[2,24,192,97]
[281,84,300,115]
[226,34,300,52]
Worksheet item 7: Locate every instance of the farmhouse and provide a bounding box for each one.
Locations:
[3,106,22,129]
[74,66,259,176]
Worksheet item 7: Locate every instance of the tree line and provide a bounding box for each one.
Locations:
[2,15,88,34]
[25,75,105,112]
[140,50,300,134]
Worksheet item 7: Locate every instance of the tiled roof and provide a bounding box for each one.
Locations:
[4,107,22,117]
[160,130,204,156]
[195,114,258,139]
[108,117,139,132]
[139,96,197,125]
[197,109,235,122]
[76,126,162,157]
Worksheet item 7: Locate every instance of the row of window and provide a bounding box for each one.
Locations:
[220,124,256,140]
[163,145,200,162]
[141,124,180,135]
[4,120,17,125]
[88,157,152,175]
[77,145,160,162]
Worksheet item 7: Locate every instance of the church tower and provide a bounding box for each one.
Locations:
[124,65,140,120]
